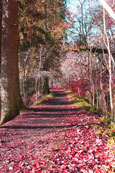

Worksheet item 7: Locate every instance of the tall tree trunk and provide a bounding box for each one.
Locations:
[103,9,114,121]
[88,47,95,105]
[1,0,24,124]
[0,0,2,119]
[0,0,2,69]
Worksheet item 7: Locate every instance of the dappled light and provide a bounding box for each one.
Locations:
[0,0,115,172]
[0,89,114,172]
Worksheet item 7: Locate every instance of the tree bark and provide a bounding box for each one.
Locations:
[0,0,2,119]
[42,76,50,95]
[100,69,108,116]
[0,0,2,70]
[42,59,50,95]
[1,0,24,124]
[103,9,114,121]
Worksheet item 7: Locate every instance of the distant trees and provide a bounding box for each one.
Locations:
[65,0,99,47]
[60,50,89,95]
[61,0,115,121]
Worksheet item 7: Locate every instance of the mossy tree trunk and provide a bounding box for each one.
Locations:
[1,0,24,124]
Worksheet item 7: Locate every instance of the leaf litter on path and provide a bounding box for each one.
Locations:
[0,88,114,172]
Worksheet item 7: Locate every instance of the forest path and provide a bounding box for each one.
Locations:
[0,88,114,172]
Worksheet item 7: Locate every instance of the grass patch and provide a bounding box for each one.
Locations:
[95,121,115,144]
[31,93,54,107]
[67,92,101,114]
[65,89,73,95]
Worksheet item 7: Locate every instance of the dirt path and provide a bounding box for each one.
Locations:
[0,88,114,172]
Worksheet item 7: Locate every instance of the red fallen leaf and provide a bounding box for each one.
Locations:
[0,89,114,172]
[32,163,41,172]
[32,167,41,172]
[1,166,5,170]
[63,169,68,173]
[70,150,76,156]
[96,147,103,153]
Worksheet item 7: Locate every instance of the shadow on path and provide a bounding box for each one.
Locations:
[0,88,105,173]
[0,88,99,131]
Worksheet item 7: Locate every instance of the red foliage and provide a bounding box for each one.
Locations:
[71,78,89,97]
[67,13,72,18]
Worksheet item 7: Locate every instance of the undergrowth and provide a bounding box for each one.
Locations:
[66,89,115,172]
[66,90,101,114]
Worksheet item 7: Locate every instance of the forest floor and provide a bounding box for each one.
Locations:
[0,88,114,173]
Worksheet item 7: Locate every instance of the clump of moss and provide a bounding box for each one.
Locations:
[68,93,101,114]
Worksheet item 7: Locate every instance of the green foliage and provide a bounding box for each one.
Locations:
[19,0,65,51]
[69,94,101,114]
[99,115,112,124]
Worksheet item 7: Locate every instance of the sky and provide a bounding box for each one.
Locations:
[66,0,101,12]
[66,0,81,13]
[65,0,102,43]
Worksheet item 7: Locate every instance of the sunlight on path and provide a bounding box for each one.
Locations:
[0,88,114,172]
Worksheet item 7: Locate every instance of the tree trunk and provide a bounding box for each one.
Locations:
[43,76,50,95]
[100,70,108,116]
[113,99,115,119]
[96,90,99,109]
[103,9,114,121]
[42,59,50,95]
[0,0,2,69]
[99,0,115,21]
[0,0,2,119]
[1,0,24,124]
